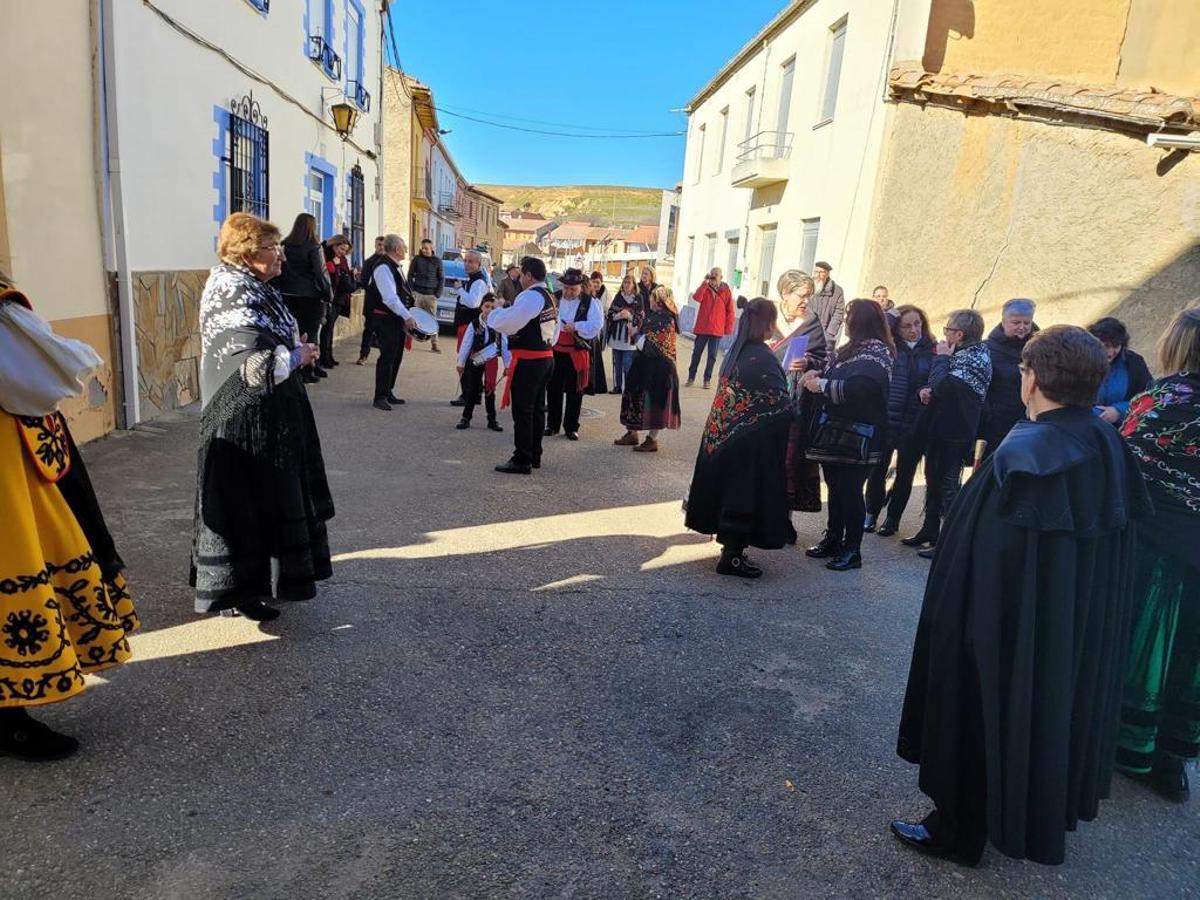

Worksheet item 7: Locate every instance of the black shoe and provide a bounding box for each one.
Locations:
[234,598,280,622]
[450,397,466,407]
[387,394,405,405]
[609,388,622,395]
[456,419,471,430]
[917,547,936,560]
[1150,755,1191,803]
[302,372,321,384]
[826,550,863,571]
[703,380,711,390]
[889,820,951,858]
[565,431,579,441]
[716,551,763,579]
[495,460,532,475]
[0,708,80,761]
[544,427,559,437]
[487,421,504,432]
[864,514,878,533]
[901,529,938,548]
[327,357,340,367]
[373,399,392,411]
[805,534,842,559]
[876,518,899,537]
[685,378,695,387]
[532,459,541,469]
[313,367,328,379]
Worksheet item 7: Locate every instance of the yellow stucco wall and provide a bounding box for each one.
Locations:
[861,103,1200,367]
[1118,0,1200,96]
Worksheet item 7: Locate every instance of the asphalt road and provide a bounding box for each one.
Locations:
[2,335,1197,899]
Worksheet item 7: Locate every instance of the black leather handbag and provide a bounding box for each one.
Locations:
[805,412,875,464]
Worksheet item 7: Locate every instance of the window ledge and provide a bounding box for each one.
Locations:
[812,117,834,131]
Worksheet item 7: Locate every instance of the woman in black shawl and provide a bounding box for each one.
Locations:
[685,298,795,579]
[190,213,334,622]
[614,285,681,452]
[1115,308,1200,801]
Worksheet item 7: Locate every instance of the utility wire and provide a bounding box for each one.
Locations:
[434,108,685,139]
[435,102,679,136]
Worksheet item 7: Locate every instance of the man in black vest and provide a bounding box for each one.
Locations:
[487,256,557,474]
[356,235,387,365]
[450,250,492,406]
[366,234,417,411]
[547,268,603,440]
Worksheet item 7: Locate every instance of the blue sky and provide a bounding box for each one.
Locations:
[385,0,786,188]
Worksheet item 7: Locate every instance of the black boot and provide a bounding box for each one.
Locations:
[487,420,504,432]
[876,518,900,537]
[0,708,79,761]
[805,532,842,559]
[826,549,863,571]
[901,526,938,548]
[863,513,878,533]
[716,548,763,579]
[1150,754,1191,803]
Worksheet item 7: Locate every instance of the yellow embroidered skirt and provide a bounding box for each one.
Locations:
[0,412,138,707]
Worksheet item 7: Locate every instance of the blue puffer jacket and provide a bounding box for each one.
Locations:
[886,335,935,441]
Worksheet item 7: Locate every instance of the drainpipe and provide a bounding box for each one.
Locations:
[98,0,140,427]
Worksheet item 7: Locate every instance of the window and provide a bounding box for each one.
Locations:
[225,94,269,219]
[743,86,757,156]
[776,58,795,155]
[345,0,369,109]
[308,171,325,237]
[704,233,717,274]
[694,124,707,183]
[307,0,341,81]
[716,107,729,173]
[685,236,696,292]
[305,152,337,239]
[820,20,848,123]
[726,235,740,287]
[758,224,778,297]
[800,218,820,274]
[347,164,365,267]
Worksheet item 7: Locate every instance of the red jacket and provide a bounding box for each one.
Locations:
[692,281,735,336]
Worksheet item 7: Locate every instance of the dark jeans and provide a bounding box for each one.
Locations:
[865,434,925,522]
[283,294,323,371]
[688,333,722,382]
[612,349,634,391]
[546,351,583,434]
[510,357,553,466]
[319,302,339,362]
[922,438,971,537]
[360,305,377,357]
[373,315,406,401]
[822,463,873,551]
[461,364,497,424]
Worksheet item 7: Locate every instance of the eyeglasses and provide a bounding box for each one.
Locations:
[258,243,283,254]
[1018,362,1030,374]
[943,327,962,335]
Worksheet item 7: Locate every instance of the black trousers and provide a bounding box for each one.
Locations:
[283,294,323,370]
[461,364,497,424]
[360,305,377,357]
[546,351,584,434]
[822,462,873,551]
[318,302,337,361]
[510,357,553,466]
[688,333,722,382]
[373,315,406,401]
[865,433,925,522]
[922,438,971,537]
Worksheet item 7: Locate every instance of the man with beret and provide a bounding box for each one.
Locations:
[810,261,846,349]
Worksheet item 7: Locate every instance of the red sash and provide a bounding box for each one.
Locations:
[555,331,591,392]
[500,349,554,410]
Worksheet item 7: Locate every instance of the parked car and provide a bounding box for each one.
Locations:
[436,260,554,332]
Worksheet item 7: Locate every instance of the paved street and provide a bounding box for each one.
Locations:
[2,336,1197,899]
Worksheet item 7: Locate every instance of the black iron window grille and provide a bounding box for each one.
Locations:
[244,0,269,11]
[226,93,270,220]
[347,164,365,268]
[308,34,342,81]
[348,81,371,112]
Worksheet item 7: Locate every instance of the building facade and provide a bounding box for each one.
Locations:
[466,187,504,255]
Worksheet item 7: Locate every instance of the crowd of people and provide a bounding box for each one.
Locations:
[3,210,1197,879]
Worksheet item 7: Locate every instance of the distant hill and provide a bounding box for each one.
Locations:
[479,185,665,227]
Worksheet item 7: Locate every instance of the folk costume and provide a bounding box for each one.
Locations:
[456,318,510,430]
[685,316,796,562]
[190,263,334,616]
[0,291,138,759]
[454,268,490,348]
[368,255,416,408]
[619,298,681,437]
[1116,374,1200,790]
[607,289,643,393]
[896,406,1150,865]
[546,271,603,438]
[489,280,558,472]
[770,311,827,513]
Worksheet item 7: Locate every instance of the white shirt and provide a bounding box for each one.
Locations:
[553,294,603,344]
[455,272,491,309]
[371,263,413,321]
[456,321,511,367]
[488,283,547,335]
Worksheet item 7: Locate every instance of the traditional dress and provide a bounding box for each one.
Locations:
[897,406,1150,865]
[547,291,603,435]
[0,293,138,709]
[457,319,510,426]
[770,312,827,512]
[1116,374,1200,774]
[190,264,334,614]
[620,307,681,433]
[489,282,557,469]
[684,336,795,550]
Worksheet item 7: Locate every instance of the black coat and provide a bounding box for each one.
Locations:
[810,341,892,464]
[274,240,332,301]
[897,407,1151,864]
[886,336,935,441]
[980,325,1035,450]
[407,254,444,296]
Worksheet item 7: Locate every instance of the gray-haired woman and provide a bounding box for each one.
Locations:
[979,298,1037,457]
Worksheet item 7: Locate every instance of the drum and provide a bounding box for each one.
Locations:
[408,307,438,341]
[471,343,500,366]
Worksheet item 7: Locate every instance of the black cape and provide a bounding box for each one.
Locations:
[897,406,1151,865]
[684,340,796,549]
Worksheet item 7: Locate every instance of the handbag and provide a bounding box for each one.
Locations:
[806,411,874,464]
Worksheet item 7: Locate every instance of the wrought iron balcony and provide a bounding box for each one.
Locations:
[731,130,793,188]
[437,191,461,219]
[308,35,342,81]
[348,80,371,112]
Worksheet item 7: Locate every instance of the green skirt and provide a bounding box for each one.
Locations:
[1115,541,1200,773]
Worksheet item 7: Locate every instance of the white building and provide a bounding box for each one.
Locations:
[102,0,385,422]
[674,0,897,312]
[427,143,460,256]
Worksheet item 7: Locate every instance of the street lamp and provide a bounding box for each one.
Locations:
[330,101,359,141]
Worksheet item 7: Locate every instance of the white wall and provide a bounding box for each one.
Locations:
[111,0,383,272]
[674,0,898,308]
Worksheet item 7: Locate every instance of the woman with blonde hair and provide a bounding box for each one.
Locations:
[1116,306,1200,801]
[606,272,642,394]
[0,271,138,759]
[191,213,333,622]
[614,285,681,452]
